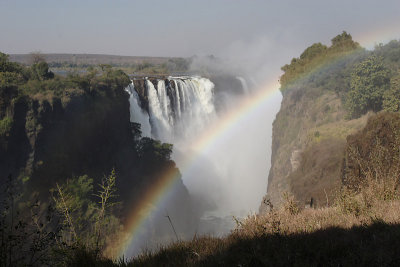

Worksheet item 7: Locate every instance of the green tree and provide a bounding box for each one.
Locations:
[51,171,121,256]
[330,31,360,52]
[0,52,23,73]
[137,137,173,164]
[0,52,26,117]
[31,61,54,81]
[383,72,400,112]
[280,32,360,89]
[52,175,96,244]
[345,56,390,118]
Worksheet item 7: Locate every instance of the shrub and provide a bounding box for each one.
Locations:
[0,116,12,137]
[345,56,390,118]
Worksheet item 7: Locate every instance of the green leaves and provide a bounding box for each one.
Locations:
[137,137,173,163]
[0,116,13,137]
[51,171,121,253]
[31,61,54,81]
[383,72,400,112]
[280,31,360,89]
[345,56,390,118]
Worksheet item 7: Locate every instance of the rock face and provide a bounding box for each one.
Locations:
[0,89,135,192]
[260,86,369,212]
[0,85,196,227]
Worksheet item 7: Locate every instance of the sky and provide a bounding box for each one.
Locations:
[1,0,400,61]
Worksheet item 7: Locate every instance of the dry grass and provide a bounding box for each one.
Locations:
[120,179,400,266]
[71,179,400,266]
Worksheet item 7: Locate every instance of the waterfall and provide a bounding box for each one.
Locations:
[236,76,249,94]
[129,76,216,142]
[171,77,215,141]
[125,82,151,137]
[124,74,281,257]
[146,79,173,140]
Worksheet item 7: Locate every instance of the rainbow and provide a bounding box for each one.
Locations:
[114,78,281,258]
[114,30,400,258]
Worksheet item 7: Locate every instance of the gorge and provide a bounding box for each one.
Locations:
[122,75,281,256]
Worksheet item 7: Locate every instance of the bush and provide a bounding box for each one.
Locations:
[0,116,12,136]
[345,56,390,118]
[383,72,400,112]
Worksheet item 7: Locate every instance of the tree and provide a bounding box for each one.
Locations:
[0,52,25,117]
[28,51,46,65]
[137,137,173,164]
[279,32,361,89]
[383,72,400,112]
[345,56,390,118]
[31,61,54,81]
[330,31,360,52]
[0,52,23,74]
[51,171,121,257]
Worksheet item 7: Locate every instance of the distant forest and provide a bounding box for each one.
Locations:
[10,53,192,75]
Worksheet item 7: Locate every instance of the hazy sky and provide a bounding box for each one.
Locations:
[1,0,400,61]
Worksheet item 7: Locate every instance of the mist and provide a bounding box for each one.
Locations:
[123,37,285,256]
[178,43,283,218]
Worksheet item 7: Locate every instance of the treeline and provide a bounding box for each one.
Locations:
[280,32,400,119]
[1,52,131,139]
[46,57,191,75]
[280,31,361,88]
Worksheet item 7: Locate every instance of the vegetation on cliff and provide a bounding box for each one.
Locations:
[10,53,192,76]
[280,31,362,90]
[0,52,194,265]
[265,33,400,209]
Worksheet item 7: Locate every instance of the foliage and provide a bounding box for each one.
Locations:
[280,31,361,89]
[343,112,400,189]
[373,40,400,71]
[0,51,131,105]
[383,71,400,112]
[31,61,54,81]
[0,175,60,266]
[0,171,123,266]
[330,31,360,52]
[51,170,122,256]
[282,192,300,215]
[136,137,173,163]
[345,56,391,118]
[0,52,24,74]
[0,116,12,137]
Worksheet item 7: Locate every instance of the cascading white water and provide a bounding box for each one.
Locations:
[142,76,216,143]
[172,77,216,141]
[126,75,279,235]
[146,79,173,140]
[125,82,151,137]
[236,76,249,94]
[156,80,173,128]
[124,74,282,257]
